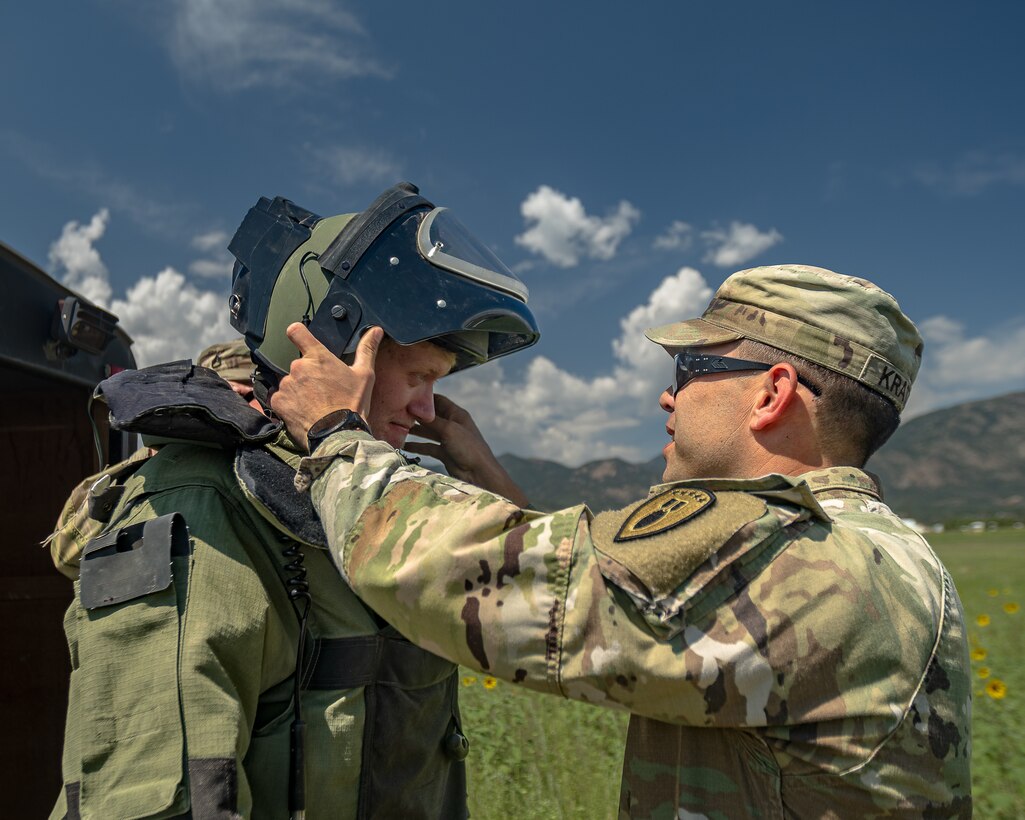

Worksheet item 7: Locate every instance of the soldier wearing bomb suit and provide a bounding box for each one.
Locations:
[51,183,538,819]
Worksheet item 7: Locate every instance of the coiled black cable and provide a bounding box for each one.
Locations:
[281,540,312,820]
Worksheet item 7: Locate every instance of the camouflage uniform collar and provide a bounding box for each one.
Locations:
[650,473,832,521]
[799,465,883,501]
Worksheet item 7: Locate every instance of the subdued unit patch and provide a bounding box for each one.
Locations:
[613,488,716,542]
[591,490,768,598]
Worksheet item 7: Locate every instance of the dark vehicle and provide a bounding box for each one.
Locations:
[0,241,136,816]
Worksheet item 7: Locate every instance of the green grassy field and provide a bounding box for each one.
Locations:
[932,530,1025,819]
[459,529,1025,819]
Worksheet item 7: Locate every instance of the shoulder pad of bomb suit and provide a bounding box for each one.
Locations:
[97,361,280,446]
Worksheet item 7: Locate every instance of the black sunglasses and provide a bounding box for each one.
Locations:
[670,352,821,397]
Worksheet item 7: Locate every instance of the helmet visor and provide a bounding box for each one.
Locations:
[417,208,529,302]
[313,204,539,370]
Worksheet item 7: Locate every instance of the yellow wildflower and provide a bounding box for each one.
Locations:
[970,648,987,662]
[1003,602,1020,614]
[482,676,498,690]
[977,667,991,679]
[986,679,1007,700]
[976,614,991,627]
[461,675,478,687]
[987,588,999,597]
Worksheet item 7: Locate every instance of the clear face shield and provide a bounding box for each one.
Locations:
[311,192,539,372]
[417,208,528,302]
[229,183,539,400]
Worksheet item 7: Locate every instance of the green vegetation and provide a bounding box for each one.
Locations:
[932,530,1025,819]
[460,673,626,819]
[459,530,1025,819]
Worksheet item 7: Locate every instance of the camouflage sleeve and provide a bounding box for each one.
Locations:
[302,432,583,703]
[300,433,868,728]
[45,446,153,580]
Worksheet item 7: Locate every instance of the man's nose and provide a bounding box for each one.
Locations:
[410,385,437,424]
[659,387,676,413]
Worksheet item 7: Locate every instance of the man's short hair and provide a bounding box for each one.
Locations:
[734,338,900,465]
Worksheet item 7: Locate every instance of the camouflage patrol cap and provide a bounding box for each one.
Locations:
[644,265,923,412]
[196,339,255,383]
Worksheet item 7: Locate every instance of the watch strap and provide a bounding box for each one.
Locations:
[306,408,371,453]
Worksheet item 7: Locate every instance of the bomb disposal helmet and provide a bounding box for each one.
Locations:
[227,182,539,396]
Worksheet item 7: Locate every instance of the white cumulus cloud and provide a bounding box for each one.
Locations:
[48,209,113,307]
[111,269,234,367]
[167,0,388,92]
[515,185,640,268]
[905,315,1025,417]
[614,267,714,378]
[439,266,714,465]
[47,210,235,367]
[442,357,638,466]
[191,230,230,254]
[702,221,783,268]
[188,230,234,280]
[189,258,235,279]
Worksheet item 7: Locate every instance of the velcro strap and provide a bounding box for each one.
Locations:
[304,634,453,691]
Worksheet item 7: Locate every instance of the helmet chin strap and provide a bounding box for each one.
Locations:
[250,347,287,413]
[253,366,278,413]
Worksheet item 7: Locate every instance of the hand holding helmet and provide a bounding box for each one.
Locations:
[270,323,382,445]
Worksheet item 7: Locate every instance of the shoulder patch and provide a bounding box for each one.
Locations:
[615,488,715,541]
[592,490,768,601]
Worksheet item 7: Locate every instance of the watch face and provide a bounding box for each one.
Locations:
[307,409,369,452]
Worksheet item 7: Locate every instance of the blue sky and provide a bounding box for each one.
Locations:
[2,1,1024,464]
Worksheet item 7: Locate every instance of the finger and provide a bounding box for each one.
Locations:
[285,322,322,357]
[402,441,444,460]
[432,393,461,418]
[433,392,472,427]
[409,420,444,443]
[353,326,384,371]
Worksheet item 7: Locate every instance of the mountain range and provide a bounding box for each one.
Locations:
[498,391,1025,524]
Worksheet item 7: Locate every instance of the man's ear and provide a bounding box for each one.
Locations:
[749,363,800,431]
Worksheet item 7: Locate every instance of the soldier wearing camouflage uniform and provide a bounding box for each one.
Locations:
[272,265,972,818]
[195,339,261,405]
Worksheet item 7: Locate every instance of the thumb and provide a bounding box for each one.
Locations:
[285,322,324,357]
[354,326,384,371]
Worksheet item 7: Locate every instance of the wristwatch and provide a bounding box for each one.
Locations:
[306,408,372,453]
